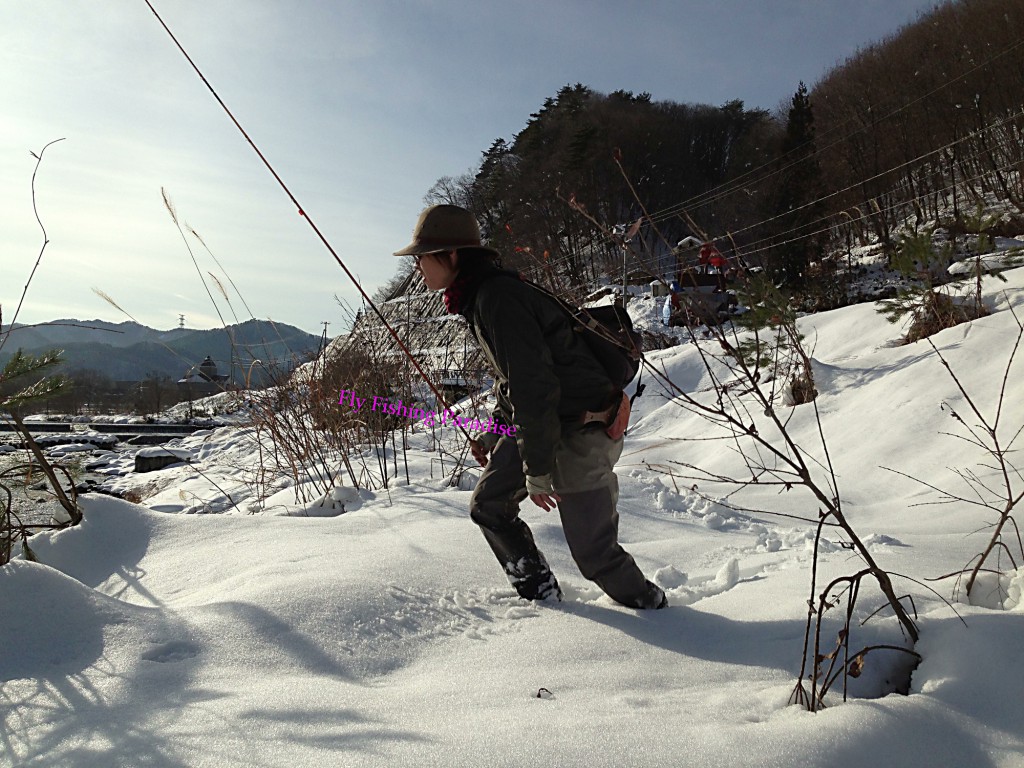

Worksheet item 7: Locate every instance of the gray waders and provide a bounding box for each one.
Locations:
[469,426,666,609]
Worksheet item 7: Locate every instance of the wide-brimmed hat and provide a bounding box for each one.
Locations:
[393,204,499,258]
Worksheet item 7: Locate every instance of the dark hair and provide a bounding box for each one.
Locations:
[456,246,499,262]
[455,247,500,278]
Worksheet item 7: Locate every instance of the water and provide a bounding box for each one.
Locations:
[1,442,139,529]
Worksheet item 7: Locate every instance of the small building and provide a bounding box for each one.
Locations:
[177,356,231,398]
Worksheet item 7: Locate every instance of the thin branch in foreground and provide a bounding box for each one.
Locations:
[1,138,65,352]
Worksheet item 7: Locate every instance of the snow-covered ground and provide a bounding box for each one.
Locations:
[3,268,1024,767]
[948,237,1024,276]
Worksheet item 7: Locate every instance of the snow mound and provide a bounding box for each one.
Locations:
[0,561,127,681]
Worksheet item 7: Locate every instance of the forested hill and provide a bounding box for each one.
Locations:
[0,318,321,383]
[391,0,1024,309]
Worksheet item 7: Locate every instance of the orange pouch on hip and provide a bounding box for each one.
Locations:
[605,391,631,440]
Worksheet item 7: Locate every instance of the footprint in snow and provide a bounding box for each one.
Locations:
[141,640,200,663]
[558,582,606,604]
[662,558,741,606]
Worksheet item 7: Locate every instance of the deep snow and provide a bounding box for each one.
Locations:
[3,267,1024,767]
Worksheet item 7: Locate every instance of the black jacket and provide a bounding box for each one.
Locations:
[460,269,615,477]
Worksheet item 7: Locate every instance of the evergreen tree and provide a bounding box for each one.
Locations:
[772,82,826,288]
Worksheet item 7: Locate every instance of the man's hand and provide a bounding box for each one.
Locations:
[526,474,560,511]
[469,438,491,467]
[469,431,501,467]
[529,492,561,512]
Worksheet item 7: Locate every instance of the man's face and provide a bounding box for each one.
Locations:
[416,250,459,290]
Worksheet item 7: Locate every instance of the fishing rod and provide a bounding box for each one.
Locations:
[142,1,474,443]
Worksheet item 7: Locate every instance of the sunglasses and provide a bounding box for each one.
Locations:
[414,250,451,264]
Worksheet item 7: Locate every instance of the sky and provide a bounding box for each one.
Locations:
[0,0,943,335]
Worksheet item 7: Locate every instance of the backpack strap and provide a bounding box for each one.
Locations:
[517,277,642,358]
[473,271,645,406]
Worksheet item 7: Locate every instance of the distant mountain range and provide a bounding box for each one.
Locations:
[0,319,323,384]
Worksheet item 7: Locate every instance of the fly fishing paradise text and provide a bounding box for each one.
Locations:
[338,389,517,435]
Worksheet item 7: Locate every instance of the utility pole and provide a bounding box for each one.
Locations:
[319,321,330,358]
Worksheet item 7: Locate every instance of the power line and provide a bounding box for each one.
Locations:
[733,154,1024,264]
[644,32,1024,230]
[513,103,1024,282]
[508,27,1024,276]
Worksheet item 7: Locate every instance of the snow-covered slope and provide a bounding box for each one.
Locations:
[3,268,1024,767]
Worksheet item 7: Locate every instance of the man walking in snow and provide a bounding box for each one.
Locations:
[394,204,667,610]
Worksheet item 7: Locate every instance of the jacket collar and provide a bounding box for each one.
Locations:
[443,263,517,317]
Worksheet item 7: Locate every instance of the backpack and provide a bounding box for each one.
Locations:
[564,303,642,392]
[525,281,643,393]
[477,271,644,393]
